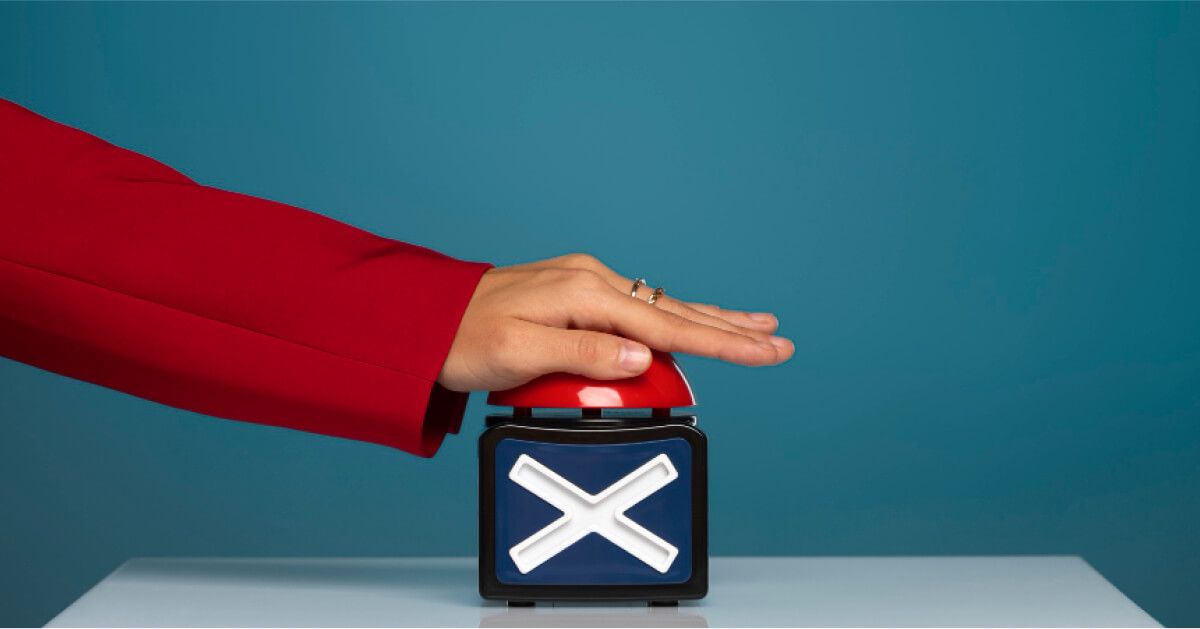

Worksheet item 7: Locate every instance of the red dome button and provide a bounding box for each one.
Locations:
[487,351,696,409]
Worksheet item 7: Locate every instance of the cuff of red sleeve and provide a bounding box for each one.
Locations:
[417,382,472,457]
[402,257,490,457]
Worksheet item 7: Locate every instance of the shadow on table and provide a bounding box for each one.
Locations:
[480,605,707,628]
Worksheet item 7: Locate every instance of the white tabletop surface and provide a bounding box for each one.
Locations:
[47,556,1157,628]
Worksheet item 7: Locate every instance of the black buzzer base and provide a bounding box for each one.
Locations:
[479,414,707,603]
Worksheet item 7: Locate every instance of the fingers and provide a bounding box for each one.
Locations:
[537,253,780,334]
[515,254,792,366]
[651,297,774,341]
[497,321,654,381]
[581,292,794,366]
[681,301,779,333]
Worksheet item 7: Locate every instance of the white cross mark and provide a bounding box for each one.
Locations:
[508,453,680,574]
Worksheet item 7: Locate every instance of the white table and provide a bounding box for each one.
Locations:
[47,556,1157,627]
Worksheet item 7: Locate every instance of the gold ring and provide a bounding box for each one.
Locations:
[648,287,665,305]
[630,278,646,298]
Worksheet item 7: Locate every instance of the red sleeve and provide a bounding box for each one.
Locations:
[0,98,491,457]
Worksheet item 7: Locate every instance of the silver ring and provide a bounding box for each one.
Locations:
[648,287,665,305]
[630,278,646,298]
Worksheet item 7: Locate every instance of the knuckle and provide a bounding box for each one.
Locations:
[536,267,602,288]
[560,253,601,270]
[576,268,606,285]
[532,268,579,292]
[574,334,605,365]
[568,269,608,294]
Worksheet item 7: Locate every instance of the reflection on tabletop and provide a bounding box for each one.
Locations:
[480,604,707,628]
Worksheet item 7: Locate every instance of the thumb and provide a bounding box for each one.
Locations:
[531,326,653,380]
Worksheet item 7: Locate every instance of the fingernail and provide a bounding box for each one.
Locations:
[619,342,652,372]
[749,312,776,323]
[768,336,792,351]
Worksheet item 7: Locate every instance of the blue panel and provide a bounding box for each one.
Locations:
[494,437,693,585]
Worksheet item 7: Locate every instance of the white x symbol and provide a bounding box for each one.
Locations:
[508,453,680,575]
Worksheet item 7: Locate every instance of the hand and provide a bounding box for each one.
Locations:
[438,254,794,392]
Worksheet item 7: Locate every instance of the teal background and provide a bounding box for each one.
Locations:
[1,2,1198,626]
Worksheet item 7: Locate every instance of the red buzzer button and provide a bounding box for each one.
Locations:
[487,351,696,409]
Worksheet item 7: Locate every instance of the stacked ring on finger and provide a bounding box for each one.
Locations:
[630,278,666,306]
[630,278,647,298]
[648,287,665,305]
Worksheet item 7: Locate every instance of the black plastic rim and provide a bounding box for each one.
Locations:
[478,420,708,602]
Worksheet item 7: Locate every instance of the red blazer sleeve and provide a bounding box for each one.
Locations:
[0,98,491,456]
